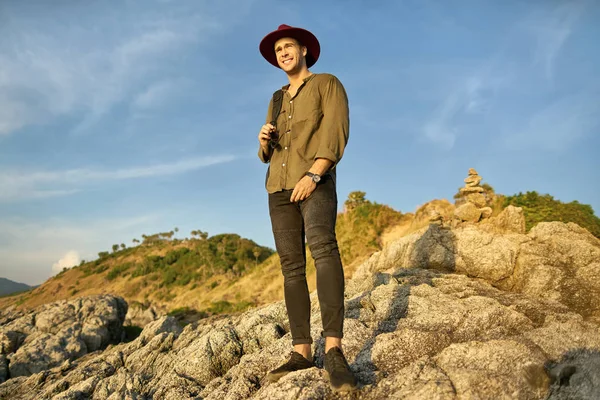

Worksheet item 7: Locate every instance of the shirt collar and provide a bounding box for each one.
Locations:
[281,73,316,91]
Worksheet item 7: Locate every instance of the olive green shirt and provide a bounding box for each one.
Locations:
[258,73,349,193]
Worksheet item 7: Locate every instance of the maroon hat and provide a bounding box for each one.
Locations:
[259,24,321,69]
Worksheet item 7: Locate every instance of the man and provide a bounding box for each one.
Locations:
[257,24,357,392]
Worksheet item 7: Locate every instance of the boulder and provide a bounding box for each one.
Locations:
[454,202,482,222]
[0,295,127,380]
[124,303,159,328]
[467,192,486,207]
[490,205,527,234]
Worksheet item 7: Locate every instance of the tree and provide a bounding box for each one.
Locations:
[344,191,369,211]
[112,244,119,253]
[120,243,126,250]
[253,247,261,266]
[132,238,140,244]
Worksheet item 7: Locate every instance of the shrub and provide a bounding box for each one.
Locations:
[106,263,132,281]
[503,191,600,237]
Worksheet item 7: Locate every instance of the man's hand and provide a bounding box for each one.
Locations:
[290,175,317,202]
[258,123,275,150]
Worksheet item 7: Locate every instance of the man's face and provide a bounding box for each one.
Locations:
[274,37,307,73]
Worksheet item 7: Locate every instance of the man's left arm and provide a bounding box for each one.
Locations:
[290,75,349,202]
[315,75,349,167]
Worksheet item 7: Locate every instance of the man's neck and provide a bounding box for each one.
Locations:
[286,68,312,89]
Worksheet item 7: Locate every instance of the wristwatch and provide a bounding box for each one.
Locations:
[305,172,321,183]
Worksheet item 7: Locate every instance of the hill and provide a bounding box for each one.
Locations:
[0,278,31,297]
[1,186,599,325]
[0,192,406,321]
[0,232,274,317]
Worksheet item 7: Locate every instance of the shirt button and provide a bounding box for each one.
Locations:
[288,115,292,118]
[284,146,288,150]
[282,163,286,167]
[289,100,293,104]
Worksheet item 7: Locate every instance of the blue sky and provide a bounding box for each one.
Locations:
[1,0,599,286]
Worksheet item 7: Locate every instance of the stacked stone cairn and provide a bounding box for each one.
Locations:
[453,168,493,223]
[429,210,444,226]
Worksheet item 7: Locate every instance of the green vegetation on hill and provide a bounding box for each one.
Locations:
[503,191,600,237]
[336,191,405,266]
[78,233,274,287]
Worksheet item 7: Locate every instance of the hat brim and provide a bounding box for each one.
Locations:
[259,27,320,69]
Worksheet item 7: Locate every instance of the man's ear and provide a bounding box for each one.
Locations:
[302,46,308,57]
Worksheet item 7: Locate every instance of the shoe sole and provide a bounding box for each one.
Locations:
[267,365,314,383]
[267,371,289,383]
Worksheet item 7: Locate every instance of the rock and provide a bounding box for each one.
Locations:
[454,202,482,222]
[411,199,455,230]
[9,325,88,378]
[124,303,160,328]
[464,175,482,187]
[348,221,600,322]
[490,205,526,234]
[434,340,547,399]
[508,222,600,319]
[468,168,478,175]
[459,186,485,194]
[480,206,493,219]
[546,348,600,399]
[0,295,127,380]
[428,211,443,226]
[467,193,487,207]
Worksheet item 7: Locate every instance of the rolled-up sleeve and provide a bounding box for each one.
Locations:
[258,98,273,164]
[315,75,349,166]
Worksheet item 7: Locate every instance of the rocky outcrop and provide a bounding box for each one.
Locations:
[483,204,527,234]
[1,268,599,399]
[0,295,127,381]
[355,220,600,321]
[124,302,160,328]
[1,221,599,399]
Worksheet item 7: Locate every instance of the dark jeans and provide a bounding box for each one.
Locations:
[268,175,345,345]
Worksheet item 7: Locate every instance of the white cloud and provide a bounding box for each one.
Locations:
[421,74,501,149]
[0,155,236,201]
[529,2,586,81]
[504,93,599,151]
[52,250,81,275]
[0,5,224,136]
[0,214,159,284]
[133,79,185,110]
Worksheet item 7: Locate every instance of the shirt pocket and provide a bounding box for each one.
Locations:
[292,114,323,161]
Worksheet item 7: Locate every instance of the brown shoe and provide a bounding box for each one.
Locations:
[323,347,358,392]
[267,351,314,382]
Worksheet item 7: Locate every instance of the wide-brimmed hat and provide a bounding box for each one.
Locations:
[259,24,320,69]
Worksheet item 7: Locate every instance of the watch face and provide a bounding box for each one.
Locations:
[313,175,321,183]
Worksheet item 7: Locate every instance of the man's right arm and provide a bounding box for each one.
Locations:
[258,98,274,163]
